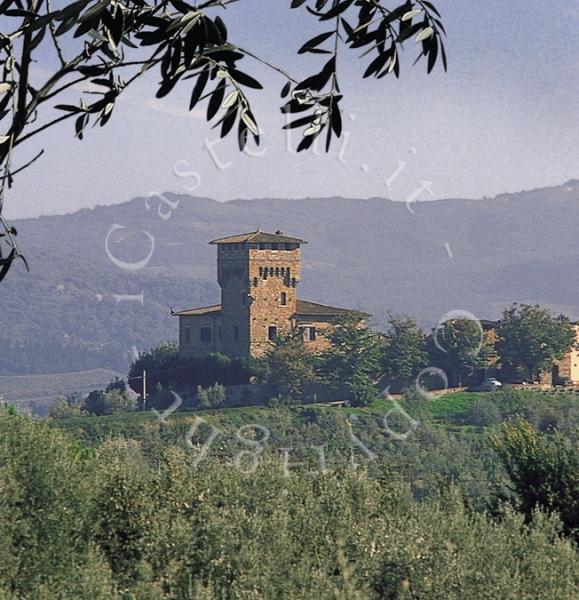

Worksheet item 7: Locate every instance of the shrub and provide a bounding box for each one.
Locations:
[463,397,502,427]
[196,383,227,408]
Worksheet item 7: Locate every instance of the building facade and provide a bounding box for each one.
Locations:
[174,230,358,359]
[551,324,579,385]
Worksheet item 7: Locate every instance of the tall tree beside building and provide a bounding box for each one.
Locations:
[260,330,318,402]
[495,304,575,381]
[427,319,495,387]
[380,314,428,385]
[320,312,383,406]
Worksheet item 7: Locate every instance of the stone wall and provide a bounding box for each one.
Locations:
[179,313,222,358]
[247,246,301,357]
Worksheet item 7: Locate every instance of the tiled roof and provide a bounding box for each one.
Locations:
[172,304,221,317]
[295,300,366,318]
[172,300,365,319]
[209,229,307,245]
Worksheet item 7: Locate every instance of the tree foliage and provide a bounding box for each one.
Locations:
[260,328,319,402]
[128,344,251,395]
[495,304,576,381]
[320,311,383,405]
[196,382,226,407]
[489,419,579,541]
[427,318,495,387]
[380,313,427,384]
[84,386,137,416]
[1,408,579,598]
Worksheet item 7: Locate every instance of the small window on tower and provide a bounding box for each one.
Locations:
[200,327,212,343]
[234,326,240,340]
[268,326,277,341]
[280,292,287,306]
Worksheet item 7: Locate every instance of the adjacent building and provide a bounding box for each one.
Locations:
[551,323,579,385]
[173,230,359,359]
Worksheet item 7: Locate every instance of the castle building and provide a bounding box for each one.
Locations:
[173,230,359,358]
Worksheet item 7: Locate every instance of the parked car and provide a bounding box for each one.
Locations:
[467,377,503,392]
[484,378,503,390]
[505,378,528,386]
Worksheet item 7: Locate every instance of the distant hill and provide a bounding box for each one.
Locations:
[3,180,579,375]
[0,368,125,414]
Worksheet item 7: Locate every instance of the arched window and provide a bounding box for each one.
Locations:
[253,277,258,287]
[275,267,280,276]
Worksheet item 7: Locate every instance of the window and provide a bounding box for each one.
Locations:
[280,292,287,306]
[218,326,223,341]
[268,326,277,341]
[200,327,212,342]
[302,327,316,341]
[275,267,280,276]
[234,326,240,340]
[184,328,191,343]
[253,277,258,287]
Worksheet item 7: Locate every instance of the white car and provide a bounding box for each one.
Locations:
[482,378,502,391]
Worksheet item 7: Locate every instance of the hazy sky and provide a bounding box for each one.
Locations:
[5,0,579,218]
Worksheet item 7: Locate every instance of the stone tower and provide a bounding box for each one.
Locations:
[211,230,306,357]
[174,229,358,359]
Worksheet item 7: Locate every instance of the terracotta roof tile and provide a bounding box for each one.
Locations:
[295,300,366,318]
[209,229,307,245]
[172,304,221,317]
